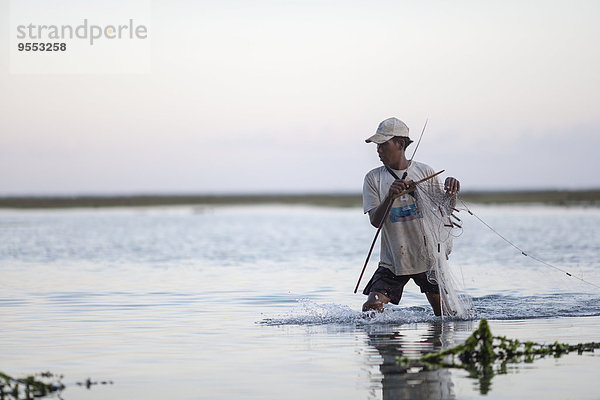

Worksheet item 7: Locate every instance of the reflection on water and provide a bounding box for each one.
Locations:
[359,317,600,400]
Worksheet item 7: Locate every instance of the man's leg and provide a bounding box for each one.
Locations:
[362,291,391,312]
[412,273,442,317]
[426,293,441,316]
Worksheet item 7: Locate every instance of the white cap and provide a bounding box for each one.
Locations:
[365,117,410,144]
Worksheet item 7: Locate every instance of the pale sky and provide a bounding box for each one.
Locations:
[1,0,599,195]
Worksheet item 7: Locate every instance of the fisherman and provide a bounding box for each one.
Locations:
[361,117,460,315]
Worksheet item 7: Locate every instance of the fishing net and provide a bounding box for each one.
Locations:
[414,178,474,319]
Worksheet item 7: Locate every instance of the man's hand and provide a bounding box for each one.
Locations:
[370,179,415,227]
[389,179,414,199]
[444,177,460,195]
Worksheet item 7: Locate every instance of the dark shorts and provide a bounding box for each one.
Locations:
[362,265,440,305]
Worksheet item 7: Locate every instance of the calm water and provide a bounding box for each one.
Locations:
[1,204,600,399]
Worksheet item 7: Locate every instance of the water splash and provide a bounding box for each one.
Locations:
[260,294,600,326]
[260,299,441,326]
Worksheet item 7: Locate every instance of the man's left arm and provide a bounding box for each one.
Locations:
[443,177,460,209]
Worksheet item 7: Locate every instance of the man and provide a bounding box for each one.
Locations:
[362,117,460,315]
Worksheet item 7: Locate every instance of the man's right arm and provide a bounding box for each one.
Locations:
[367,179,412,228]
[368,195,394,228]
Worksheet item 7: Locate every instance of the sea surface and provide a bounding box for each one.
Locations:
[1,203,600,399]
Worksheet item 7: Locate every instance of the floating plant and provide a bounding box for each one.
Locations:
[0,372,113,400]
[395,318,600,394]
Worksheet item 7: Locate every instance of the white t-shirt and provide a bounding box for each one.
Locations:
[362,160,445,276]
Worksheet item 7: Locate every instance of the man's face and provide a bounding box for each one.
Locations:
[376,138,403,166]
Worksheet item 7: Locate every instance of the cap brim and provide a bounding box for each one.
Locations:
[365,133,393,144]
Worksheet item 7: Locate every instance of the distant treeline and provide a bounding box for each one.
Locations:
[1,190,599,209]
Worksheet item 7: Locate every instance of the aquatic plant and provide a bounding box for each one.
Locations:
[396,318,600,394]
[0,372,113,400]
[0,371,64,400]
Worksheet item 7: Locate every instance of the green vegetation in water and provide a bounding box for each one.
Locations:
[0,372,64,400]
[396,318,600,394]
[0,372,113,400]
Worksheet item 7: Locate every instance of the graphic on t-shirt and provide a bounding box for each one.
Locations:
[389,203,421,223]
